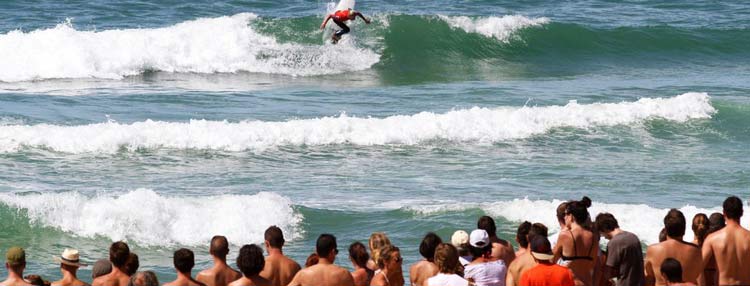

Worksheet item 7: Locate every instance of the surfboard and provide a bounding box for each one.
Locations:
[335,0,356,12]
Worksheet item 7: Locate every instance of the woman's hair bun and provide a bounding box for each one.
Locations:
[580,196,592,208]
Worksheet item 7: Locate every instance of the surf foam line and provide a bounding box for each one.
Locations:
[0,13,379,82]
[406,197,731,245]
[0,189,302,247]
[0,92,714,154]
[437,15,550,42]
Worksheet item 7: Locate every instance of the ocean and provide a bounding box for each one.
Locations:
[1,0,749,282]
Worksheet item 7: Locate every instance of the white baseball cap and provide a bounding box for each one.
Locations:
[469,229,490,248]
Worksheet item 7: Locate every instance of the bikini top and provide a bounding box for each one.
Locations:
[561,229,594,261]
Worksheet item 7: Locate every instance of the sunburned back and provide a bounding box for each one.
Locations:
[93,272,130,286]
[351,268,372,286]
[52,279,89,286]
[1,278,34,286]
[290,264,354,286]
[490,239,516,266]
[409,261,438,286]
[260,255,301,286]
[228,277,273,286]
[705,225,750,285]
[507,253,535,286]
[197,265,242,286]
[647,240,702,285]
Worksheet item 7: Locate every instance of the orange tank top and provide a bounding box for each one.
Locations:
[334,9,351,20]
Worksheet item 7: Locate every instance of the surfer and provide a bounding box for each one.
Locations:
[320,8,371,44]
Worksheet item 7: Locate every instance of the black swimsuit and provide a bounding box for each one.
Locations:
[561,229,594,261]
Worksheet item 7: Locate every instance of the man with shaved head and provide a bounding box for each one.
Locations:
[197,236,242,286]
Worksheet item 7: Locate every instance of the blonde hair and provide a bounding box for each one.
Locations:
[368,232,391,266]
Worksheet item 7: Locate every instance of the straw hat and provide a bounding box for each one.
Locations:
[54,248,87,267]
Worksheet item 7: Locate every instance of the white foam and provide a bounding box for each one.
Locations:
[0,13,380,82]
[0,189,302,247]
[0,93,715,153]
[482,198,731,245]
[438,15,549,42]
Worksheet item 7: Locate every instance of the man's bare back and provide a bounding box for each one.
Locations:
[287,263,354,286]
[0,277,33,286]
[505,252,536,286]
[409,260,438,286]
[164,276,206,286]
[51,277,89,286]
[92,270,130,286]
[228,276,272,286]
[260,254,301,286]
[196,264,242,286]
[645,240,703,285]
[702,222,750,285]
[491,240,516,266]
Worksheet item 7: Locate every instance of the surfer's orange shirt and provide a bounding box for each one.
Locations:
[333,9,352,20]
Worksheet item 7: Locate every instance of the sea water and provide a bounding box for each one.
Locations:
[1,0,749,282]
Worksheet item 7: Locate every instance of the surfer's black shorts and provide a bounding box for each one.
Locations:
[333,19,350,37]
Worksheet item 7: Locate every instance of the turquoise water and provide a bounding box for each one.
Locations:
[1,0,749,282]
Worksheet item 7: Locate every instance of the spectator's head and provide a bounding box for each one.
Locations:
[124,253,139,276]
[723,196,743,221]
[660,258,684,283]
[708,212,725,234]
[173,248,195,274]
[664,209,686,238]
[109,241,130,268]
[376,245,401,271]
[528,223,548,241]
[529,236,554,263]
[348,241,369,269]
[128,271,159,286]
[24,275,44,286]
[368,232,391,267]
[316,234,338,259]
[594,213,620,239]
[659,228,667,242]
[236,244,265,278]
[419,232,442,261]
[468,229,491,259]
[264,226,285,249]
[692,213,709,246]
[556,202,569,225]
[92,259,112,279]
[566,197,592,225]
[210,235,230,259]
[6,247,26,273]
[515,221,532,249]
[450,230,469,255]
[433,243,459,275]
[55,248,87,273]
[304,253,318,268]
[477,216,497,237]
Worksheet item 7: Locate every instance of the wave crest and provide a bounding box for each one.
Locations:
[0,189,302,246]
[0,13,380,82]
[0,93,715,153]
